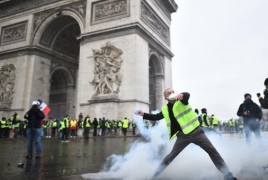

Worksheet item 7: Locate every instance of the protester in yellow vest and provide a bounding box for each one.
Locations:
[211,114,221,137]
[122,117,129,138]
[117,120,122,136]
[0,117,7,138]
[136,88,237,180]
[61,116,69,142]
[70,119,78,138]
[84,115,91,140]
[228,119,234,132]
[52,119,57,137]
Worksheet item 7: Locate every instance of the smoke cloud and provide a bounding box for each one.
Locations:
[82,112,268,180]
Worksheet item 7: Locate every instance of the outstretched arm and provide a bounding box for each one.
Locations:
[136,110,164,121]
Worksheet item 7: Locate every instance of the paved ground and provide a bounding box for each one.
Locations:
[0,132,268,180]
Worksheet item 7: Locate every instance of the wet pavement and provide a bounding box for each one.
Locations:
[0,132,268,180]
[0,135,138,180]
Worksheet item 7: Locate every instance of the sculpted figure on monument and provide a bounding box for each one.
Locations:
[0,64,16,107]
[90,42,123,96]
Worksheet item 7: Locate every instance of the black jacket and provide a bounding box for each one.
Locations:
[143,92,190,138]
[237,101,262,120]
[259,89,268,109]
[24,107,45,128]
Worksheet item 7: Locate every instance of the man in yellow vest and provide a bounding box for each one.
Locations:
[136,88,237,180]
[200,108,210,133]
[211,114,221,137]
[228,119,234,133]
[84,115,91,140]
[122,117,129,138]
[0,117,7,138]
[61,115,70,142]
[52,119,57,137]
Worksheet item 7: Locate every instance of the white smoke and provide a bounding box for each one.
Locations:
[82,111,268,180]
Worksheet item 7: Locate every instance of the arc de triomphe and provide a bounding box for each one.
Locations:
[0,0,177,120]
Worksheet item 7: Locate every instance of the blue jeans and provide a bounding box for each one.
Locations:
[244,119,265,150]
[26,128,42,155]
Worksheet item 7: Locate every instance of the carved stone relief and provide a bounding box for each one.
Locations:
[91,0,130,24]
[90,42,123,96]
[141,0,170,45]
[0,64,16,109]
[1,21,28,45]
[0,0,63,17]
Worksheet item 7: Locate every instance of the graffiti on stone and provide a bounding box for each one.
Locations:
[0,64,16,108]
[92,0,130,24]
[90,42,123,95]
[1,21,27,45]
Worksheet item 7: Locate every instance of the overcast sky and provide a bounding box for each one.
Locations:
[170,0,268,121]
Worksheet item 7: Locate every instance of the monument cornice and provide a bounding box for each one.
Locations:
[81,99,150,106]
[0,46,78,67]
[154,0,178,20]
[78,23,174,60]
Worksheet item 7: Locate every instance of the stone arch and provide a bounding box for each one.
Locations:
[49,67,75,119]
[32,9,84,46]
[149,53,164,111]
[50,66,75,87]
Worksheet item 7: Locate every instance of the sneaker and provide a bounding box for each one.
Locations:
[26,155,32,160]
[61,140,65,143]
[224,172,237,180]
[65,140,70,143]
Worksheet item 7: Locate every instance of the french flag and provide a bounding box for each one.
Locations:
[37,99,51,115]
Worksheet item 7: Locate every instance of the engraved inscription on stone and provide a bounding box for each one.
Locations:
[90,42,123,96]
[1,21,27,45]
[91,0,130,24]
[141,0,170,44]
[0,64,16,109]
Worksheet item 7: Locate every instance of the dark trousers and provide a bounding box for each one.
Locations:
[71,129,76,136]
[122,128,127,137]
[244,120,265,149]
[152,127,230,178]
[93,127,97,137]
[84,127,90,139]
[52,127,56,137]
[62,128,68,140]
[132,127,136,135]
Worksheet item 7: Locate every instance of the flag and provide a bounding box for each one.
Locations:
[37,99,51,115]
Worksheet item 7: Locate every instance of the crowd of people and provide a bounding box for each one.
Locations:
[0,113,139,141]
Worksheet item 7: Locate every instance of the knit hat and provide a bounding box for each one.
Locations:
[264,78,268,86]
[201,108,207,113]
[244,93,251,99]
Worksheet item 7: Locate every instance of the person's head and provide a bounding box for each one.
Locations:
[211,114,214,117]
[201,108,207,114]
[244,93,251,99]
[32,100,40,109]
[264,78,268,88]
[163,88,175,102]
[194,109,199,114]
